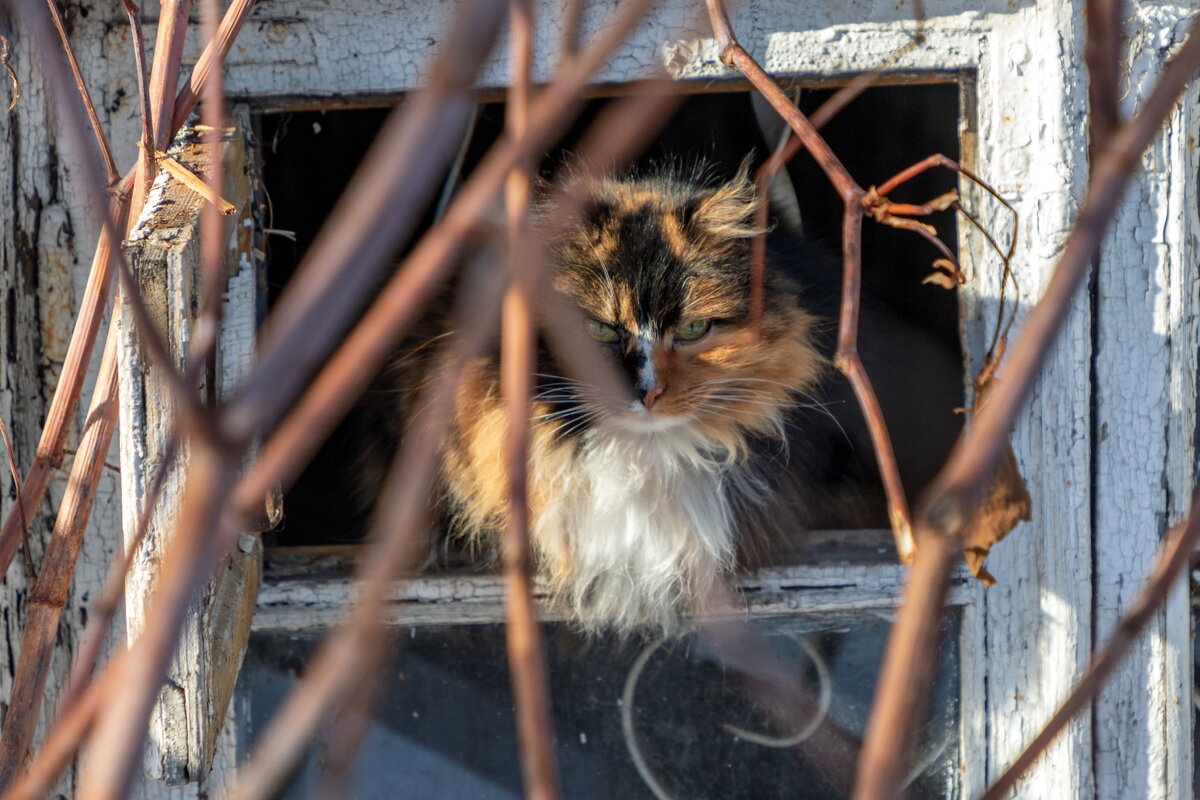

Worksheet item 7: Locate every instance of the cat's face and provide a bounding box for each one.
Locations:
[545,168,824,449]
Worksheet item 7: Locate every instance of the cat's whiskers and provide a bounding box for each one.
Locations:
[549,412,605,444]
[587,242,619,308]
[689,377,847,434]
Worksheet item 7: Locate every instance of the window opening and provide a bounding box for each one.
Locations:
[239,80,969,799]
[256,82,964,556]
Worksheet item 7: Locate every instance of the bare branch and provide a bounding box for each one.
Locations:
[188,0,229,394]
[1086,0,1124,163]
[63,434,177,709]
[500,1,561,796]
[225,2,510,446]
[223,264,503,800]
[0,35,18,112]
[121,0,157,194]
[147,0,193,151]
[75,437,238,799]
[170,0,255,135]
[702,0,914,563]
[42,0,119,185]
[0,414,32,584]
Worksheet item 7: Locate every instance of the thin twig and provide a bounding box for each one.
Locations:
[308,667,377,799]
[559,0,583,60]
[228,0,658,448]
[0,328,120,788]
[226,74,680,800]
[189,0,229,398]
[232,79,677,518]
[170,0,255,135]
[703,0,914,564]
[227,0,658,489]
[224,2,510,446]
[1085,0,1124,166]
[13,3,501,795]
[120,0,155,189]
[0,663,107,800]
[75,434,238,799]
[0,0,320,585]
[62,434,178,709]
[147,0,193,150]
[223,262,504,800]
[0,415,33,584]
[0,0,255,788]
[0,0,140,586]
[43,0,119,185]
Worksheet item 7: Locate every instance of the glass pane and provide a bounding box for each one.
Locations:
[236,613,959,798]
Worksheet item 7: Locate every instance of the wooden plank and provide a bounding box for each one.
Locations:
[958,3,1094,796]
[103,0,998,102]
[252,556,979,631]
[116,118,264,785]
[1092,8,1197,798]
[101,1,1008,163]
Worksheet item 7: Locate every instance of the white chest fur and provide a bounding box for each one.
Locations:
[535,422,759,632]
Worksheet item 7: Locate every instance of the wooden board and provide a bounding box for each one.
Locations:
[1092,8,1197,798]
[117,118,265,785]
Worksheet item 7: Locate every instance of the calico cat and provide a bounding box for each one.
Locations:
[362,163,957,634]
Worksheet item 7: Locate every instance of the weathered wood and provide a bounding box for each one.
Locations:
[952,5,1094,797]
[253,551,978,631]
[1092,8,1197,798]
[117,118,263,785]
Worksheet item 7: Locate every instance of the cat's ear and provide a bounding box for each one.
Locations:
[686,159,762,239]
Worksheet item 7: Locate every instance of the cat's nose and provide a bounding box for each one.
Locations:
[643,386,665,410]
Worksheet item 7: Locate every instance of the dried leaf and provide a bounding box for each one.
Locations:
[961,442,1030,585]
[931,257,963,281]
[959,351,1032,584]
[922,271,958,289]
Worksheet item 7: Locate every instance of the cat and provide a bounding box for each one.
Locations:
[360,162,960,635]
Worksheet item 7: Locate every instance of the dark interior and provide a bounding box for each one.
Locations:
[256,82,963,549]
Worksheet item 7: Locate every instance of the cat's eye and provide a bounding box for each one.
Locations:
[587,319,619,342]
[676,319,711,342]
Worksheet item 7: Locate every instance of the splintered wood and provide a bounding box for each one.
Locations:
[117,121,262,784]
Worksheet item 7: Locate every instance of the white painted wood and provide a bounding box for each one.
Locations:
[1093,6,1197,799]
[958,586,989,798]
[103,0,1010,116]
[953,4,1096,797]
[252,561,979,631]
